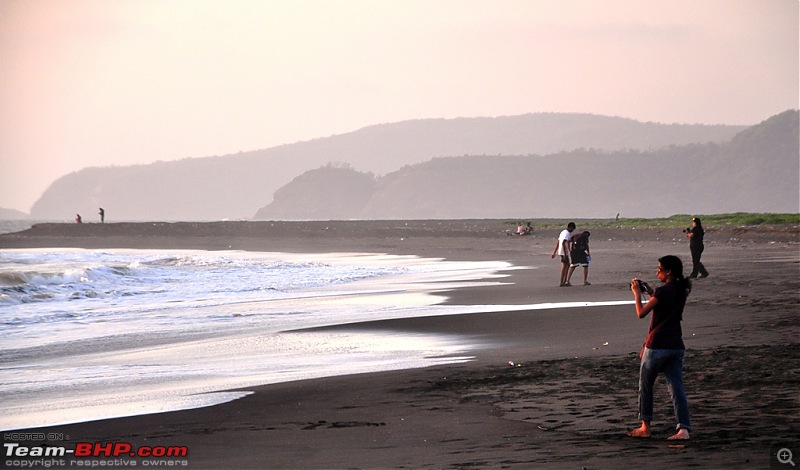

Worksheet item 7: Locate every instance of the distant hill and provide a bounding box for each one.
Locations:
[29,113,746,221]
[264,164,376,220]
[0,207,28,220]
[254,110,799,219]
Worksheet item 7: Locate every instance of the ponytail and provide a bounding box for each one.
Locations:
[675,274,692,298]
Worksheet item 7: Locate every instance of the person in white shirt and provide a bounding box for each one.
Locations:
[551,222,576,286]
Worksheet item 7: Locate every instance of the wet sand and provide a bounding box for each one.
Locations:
[1,220,798,468]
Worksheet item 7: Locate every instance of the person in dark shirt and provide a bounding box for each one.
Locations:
[628,255,692,440]
[686,217,709,278]
[567,230,591,285]
[522,222,533,235]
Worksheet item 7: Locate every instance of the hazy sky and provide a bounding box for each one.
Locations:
[1,0,797,213]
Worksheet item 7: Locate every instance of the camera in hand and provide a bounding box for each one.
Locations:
[682,227,691,233]
[636,279,648,292]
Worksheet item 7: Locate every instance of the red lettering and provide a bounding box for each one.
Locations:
[95,442,114,457]
[74,442,92,457]
[165,446,188,457]
[73,441,187,458]
[113,443,132,457]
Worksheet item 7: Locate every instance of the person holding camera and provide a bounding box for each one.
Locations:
[684,217,709,278]
[628,255,692,440]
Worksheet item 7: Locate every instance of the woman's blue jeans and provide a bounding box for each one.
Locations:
[639,348,691,430]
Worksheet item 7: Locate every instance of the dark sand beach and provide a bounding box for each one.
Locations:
[1,220,798,469]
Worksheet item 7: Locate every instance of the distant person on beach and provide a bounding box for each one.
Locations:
[515,222,533,236]
[566,231,591,285]
[551,222,575,286]
[508,222,532,236]
[629,255,692,441]
[523,222,533,235]
[75,214,82,223]
[684,217,708,278]
[99,207,105,223]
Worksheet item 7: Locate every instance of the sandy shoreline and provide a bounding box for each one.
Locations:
[1,220,798,468]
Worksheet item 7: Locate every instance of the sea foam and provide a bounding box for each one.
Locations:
[0,248,513,430]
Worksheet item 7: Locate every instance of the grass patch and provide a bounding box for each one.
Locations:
[507,213,800,230]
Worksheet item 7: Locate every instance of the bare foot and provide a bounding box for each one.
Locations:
[668,429,690,440]
[627,427,651,438]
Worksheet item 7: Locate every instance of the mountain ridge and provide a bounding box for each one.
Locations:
[254,110,799,219]
[26,111,778,221]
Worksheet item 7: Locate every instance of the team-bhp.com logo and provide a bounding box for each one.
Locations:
[5,441,189,468]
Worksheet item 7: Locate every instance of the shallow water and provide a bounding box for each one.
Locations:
[0,248,515,430]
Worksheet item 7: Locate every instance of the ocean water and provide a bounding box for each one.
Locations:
[0,248,516,430]
[0,220,43,235]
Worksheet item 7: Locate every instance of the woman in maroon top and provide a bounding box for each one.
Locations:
[629,255,692,440]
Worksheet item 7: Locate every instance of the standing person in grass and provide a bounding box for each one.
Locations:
[629,255,692,440]
[551,222,575,286]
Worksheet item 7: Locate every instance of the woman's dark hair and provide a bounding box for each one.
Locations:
[692,217,703,227]
[659,255,692,297]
